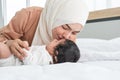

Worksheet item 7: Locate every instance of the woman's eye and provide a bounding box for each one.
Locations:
[72,32,77,35]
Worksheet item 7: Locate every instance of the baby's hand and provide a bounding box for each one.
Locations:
[46,39,58,55]
[46,39,65,55]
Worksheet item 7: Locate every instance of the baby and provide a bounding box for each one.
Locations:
[0,39,80,67]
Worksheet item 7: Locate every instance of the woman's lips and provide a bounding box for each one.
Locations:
[56,35,59,40]
[58,35,63,40]
[58,37,61,40]
[57,35,60,40]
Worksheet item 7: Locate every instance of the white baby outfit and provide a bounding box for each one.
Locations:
[0,46,53,67]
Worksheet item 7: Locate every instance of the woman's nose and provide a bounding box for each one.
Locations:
[63,31,72,39]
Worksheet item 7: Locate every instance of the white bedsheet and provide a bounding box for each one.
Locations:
[1,37,120,80]
[0,62,120,80]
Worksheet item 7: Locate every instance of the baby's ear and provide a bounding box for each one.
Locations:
[55,51,58,55]
[54,50,58,56]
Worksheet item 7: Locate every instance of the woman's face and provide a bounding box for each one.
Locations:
[52,23,82,42]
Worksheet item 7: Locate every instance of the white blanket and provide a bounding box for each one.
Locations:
[0,62,120,80]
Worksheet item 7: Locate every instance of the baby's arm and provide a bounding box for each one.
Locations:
[0,43,12,59]
[23,45,53,65]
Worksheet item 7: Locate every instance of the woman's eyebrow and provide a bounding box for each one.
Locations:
[66,24,72,30]
[66,24,80,33]
[75,31,80,33]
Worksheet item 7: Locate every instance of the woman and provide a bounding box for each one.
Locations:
[0,0,89,60]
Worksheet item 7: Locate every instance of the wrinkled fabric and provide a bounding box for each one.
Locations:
[0,7,42,45]
[0,46,53,66]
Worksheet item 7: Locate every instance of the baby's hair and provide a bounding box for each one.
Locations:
[54,39,80,63]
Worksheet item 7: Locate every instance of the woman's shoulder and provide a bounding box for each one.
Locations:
[25,6,43,11]
[20,6,43,13]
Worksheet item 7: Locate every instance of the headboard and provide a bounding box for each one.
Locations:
[77,7,120,40]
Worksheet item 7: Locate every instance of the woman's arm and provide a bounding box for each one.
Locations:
[0,9,30,43]
[0,6,43,60]
[0,6,43,43]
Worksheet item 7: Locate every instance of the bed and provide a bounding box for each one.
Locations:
[0,37,120,80]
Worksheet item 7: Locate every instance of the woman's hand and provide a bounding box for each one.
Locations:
[6,39,29,60]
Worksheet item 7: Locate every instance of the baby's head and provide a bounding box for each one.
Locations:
[53,39,80,63]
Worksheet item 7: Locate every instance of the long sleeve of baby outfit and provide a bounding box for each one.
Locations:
[23,45,53,65]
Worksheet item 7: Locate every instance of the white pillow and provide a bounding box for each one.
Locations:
[78,48,120,62]
[76,37,120,62]
[76,37,120,52]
